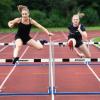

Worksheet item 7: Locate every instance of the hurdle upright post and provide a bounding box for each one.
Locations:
[48,36,55,100]
[52,41,56,92]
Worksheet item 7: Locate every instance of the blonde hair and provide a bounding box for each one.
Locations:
[77,12,85,18]
[17,5,29,13]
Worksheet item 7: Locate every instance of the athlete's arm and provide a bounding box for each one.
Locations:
[78,24,88,41]
[30,18,54,36]
[8,18,20,28]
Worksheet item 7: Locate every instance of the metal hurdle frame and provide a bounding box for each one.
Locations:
[0,58,100,63]
[0,41,100,97]
[0,41,100,46]
[0,58,100,96]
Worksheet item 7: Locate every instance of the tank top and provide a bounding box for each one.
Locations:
[16,18,32,38]
[68,24,86,41]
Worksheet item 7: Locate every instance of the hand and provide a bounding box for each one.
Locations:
[8,22,14,28]
[48,32,54,36]
[78,24,81,32]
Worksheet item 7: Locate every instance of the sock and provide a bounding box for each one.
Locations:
[13,57,19,64]
[68,40,73,50]
[39,40,48,45]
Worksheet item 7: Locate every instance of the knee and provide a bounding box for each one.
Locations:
[86,53,91,58]
[36,45,43,49]
[15,45,22,49]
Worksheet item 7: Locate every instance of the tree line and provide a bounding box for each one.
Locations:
[0,0,100,27]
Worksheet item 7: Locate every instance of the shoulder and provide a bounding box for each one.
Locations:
[29,18,35,23]
[68,24,73,29]
[29,17,38,25]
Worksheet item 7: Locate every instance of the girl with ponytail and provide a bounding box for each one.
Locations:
[8,5,54,64]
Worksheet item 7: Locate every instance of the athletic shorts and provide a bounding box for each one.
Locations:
[68,35,83,48]
[15,35,32,45]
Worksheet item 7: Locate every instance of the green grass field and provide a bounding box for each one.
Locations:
[93,37,100,41]
[91,37,100,48]
[0,26,100,33]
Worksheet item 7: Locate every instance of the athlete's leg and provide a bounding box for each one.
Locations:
[78,43,91,58]
[13,39,23,57]
[13,39,23,64]
[27,39,43,49]
[27,38,48,49]
[74,48,85,57]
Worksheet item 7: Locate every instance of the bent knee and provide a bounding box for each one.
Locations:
[16,45,22,48]
[15,44,22,51]
[86,53,91,58]
[36,45,43,49]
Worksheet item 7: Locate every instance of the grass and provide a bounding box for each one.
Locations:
[91,37,100,48]
[1,26,100,33]
[86,26,100,31]
[93,37,100,41]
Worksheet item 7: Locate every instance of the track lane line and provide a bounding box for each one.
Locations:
[62,32,100,82]
[0,32,39,91]
[0,34,12,41]
[86,63,100,82]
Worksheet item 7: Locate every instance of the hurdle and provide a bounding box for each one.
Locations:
[48,36,55,100]
[0,91,100,96]
[54,91,100,95]
[0,58,100,63]
[0,62,100,96]
[0,92,50,96]
[0,41,100,46]
[0,41,100,97]
[0,43,14,46]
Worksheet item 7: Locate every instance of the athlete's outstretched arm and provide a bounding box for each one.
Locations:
[8,18,20,28]
[78,24,88,41]
[30,18,54,36]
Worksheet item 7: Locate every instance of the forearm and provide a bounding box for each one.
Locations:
[8,18,20,28]
[82,33,88,41]
[31,19,50,35]
[78,30,88,41]
[39,25,49,35]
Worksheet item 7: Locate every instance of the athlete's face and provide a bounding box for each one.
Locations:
[72,15,80,26]
[21,10,29,18]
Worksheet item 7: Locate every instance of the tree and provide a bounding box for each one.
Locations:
[0,0,13,27]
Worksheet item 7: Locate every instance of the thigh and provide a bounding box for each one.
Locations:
[27,39,43,49]
[15,39,23,47]
[78,43,91,57]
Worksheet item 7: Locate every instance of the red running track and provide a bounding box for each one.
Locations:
[0,31,100,100]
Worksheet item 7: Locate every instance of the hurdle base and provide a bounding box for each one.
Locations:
[54,91,100,95]
[48,87,56,94]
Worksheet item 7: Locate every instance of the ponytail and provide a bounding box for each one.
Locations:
[17,5,29,13]
[77,12,85,18]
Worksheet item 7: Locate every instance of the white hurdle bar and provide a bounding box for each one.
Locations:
[0,43,15,46]
[0,42,100,46]
[0,58,100,63]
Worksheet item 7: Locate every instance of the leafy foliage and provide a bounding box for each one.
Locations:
[0,0,100,27]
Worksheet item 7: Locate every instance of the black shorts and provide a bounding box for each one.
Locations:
[15,35,32,45]
[75,40,83,48]
[68,35,83,48]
